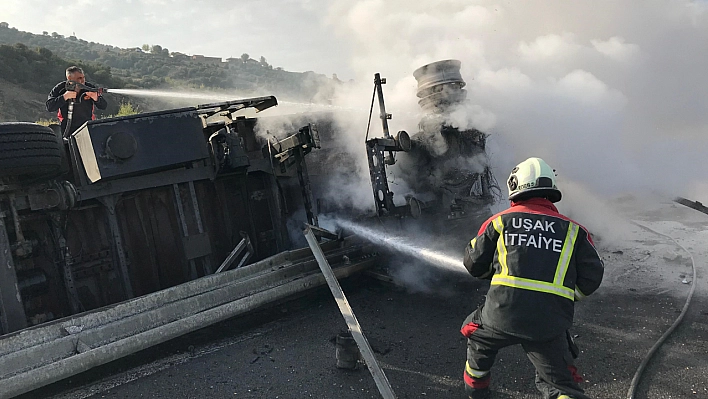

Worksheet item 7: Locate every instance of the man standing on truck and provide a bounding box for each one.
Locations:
[460,157,604,399]
[46,66,107,138]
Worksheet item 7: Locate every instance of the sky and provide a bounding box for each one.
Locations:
[4,0,708,212]
[4,0,352,76]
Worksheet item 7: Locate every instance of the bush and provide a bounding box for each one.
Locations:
[116,102,140,116]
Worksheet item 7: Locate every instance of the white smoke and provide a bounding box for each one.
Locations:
[321,0,708,211]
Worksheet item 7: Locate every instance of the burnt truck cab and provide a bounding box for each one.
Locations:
[0,96,324,335]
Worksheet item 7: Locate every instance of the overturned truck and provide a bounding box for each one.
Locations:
[0,96,378,398]
[0,59,497,398]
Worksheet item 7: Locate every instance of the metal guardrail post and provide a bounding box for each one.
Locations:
[304,226,397,399]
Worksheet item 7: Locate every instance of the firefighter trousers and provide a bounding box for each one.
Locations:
[464,323,590,399]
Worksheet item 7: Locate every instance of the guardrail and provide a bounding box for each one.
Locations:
[0,236,377,399]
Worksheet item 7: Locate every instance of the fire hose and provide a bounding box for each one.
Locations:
[626,217,698,399]
[62,81,109,139]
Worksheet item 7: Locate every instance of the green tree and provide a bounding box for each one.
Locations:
[141,44,150,51]
[37,47,52,57]
[240,53,249,63]
[150,44,162,54]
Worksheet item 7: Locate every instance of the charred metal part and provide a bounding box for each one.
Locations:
[269,124,321,173]
[214,233,253,273]
[27,181,76,211]
[208,127,250,176]
[173,184,199,280]
[298,160,317,227]
[173,182,212,276]
[0,215,27,334]
[188,182,205,234]
[196,96,278,117]
[68,250,114,280]
[16,269,49,299]
[304,227,397,399]
[335,332,360,369]
[98,195,134,300]
[374,73,392,139]
[413,59,468,113]
[410,60,498,220]
[7,195,34,259]
[239,236,256,269]
[366,140,397,216]
[406,195,438,219]
[188,181,213,274]
[269,124,321,226]
[307,224,342,242]
[365,73,415,217]
[365,132,413,216]
[7,195,24,243]
[675,197,708,215]
[50,213,83,314]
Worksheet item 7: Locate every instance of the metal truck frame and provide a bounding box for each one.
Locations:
[0,95,378,398]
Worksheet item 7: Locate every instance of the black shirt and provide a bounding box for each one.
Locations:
[46,81,108,136]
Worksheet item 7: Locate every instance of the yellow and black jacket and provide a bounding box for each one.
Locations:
[463,197,604,341]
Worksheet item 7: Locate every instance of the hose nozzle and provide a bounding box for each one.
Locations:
[66,80,107,95]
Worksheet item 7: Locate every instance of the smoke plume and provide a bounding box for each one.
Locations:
[321,0,708,215]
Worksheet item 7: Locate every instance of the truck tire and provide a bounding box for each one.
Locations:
[0,122,63,180]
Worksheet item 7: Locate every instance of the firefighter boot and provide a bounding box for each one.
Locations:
[465,374,491,399]
[469,388,491,399]
[467,387,490,399]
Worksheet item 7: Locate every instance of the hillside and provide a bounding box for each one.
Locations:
[0,78,48,122]
[0,22,340,122]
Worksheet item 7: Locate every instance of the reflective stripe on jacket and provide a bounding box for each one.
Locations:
[463,197,604,340]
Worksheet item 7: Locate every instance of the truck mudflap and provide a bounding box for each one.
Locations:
[0,235,377,399]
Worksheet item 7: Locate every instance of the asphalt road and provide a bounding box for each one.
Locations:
[21,199,708,399]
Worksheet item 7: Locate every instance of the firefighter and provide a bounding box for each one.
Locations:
[461,157,604,399]
[46,66,107,137]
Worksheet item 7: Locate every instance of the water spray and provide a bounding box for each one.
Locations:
[106,88,233,101]
[107,89,363,113]
[334,219,467,274]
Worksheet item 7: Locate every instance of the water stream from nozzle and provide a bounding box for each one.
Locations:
[106,89,357,112]
[334,219,467,274]
[106,88,234,101]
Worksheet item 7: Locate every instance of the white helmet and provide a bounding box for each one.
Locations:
[507,157,562,203]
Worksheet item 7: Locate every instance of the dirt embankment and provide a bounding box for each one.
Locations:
[0,78,51,123]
